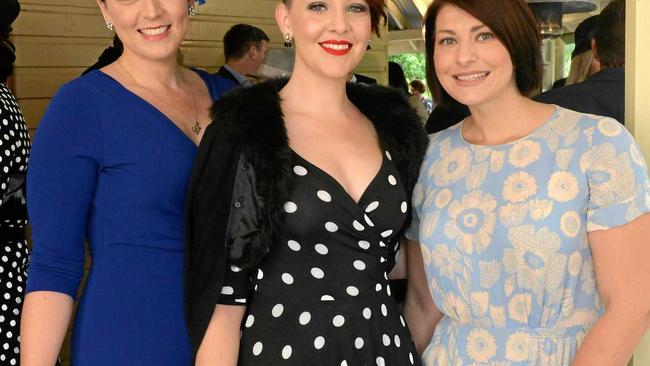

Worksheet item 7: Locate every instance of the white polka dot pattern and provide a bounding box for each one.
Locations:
[0,82,30,366]
[220,149,418,365]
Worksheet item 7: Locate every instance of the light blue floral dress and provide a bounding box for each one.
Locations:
[406,107,650,365]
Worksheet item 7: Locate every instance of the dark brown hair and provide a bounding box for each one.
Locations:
[283,0,387,37]
[595,0,625,68]
[423,0,542,105]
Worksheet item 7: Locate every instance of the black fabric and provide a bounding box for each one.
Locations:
[425,101,470,134]
[232,151,420,365]
[0,0,20,38]
[216,65,242,85]
[185,78,428,356]
[354,73,378,85]
[534,67,625,124]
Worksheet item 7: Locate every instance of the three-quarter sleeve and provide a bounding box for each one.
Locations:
[26,83,103,298]
[217,263,251,306]
[583,118,650,231]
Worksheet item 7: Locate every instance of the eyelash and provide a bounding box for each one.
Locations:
[307,2,369,13]
[437,32,494,45]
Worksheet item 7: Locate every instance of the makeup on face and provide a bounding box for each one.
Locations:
[433,5,515,107]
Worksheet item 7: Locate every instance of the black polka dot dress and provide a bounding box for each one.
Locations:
[0,82,30,366]
[221,149,420,366]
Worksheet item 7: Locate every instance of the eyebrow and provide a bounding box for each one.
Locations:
[435,24,487,36]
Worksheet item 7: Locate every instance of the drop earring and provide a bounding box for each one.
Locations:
[283,33,294,48]
[106,20,114,31]
[188,5,196,16]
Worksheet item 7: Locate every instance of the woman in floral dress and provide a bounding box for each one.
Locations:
[403,0,650,365]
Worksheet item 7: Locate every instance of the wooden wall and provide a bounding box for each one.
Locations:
[11,0,389,136]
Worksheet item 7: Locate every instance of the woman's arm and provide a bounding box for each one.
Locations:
[572,213,650,366]
[403,239,443,354]
[21,293,74,366]
[196,304,246,366]
[20,83,101,365]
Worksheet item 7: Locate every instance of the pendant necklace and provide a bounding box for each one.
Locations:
[117,60,201,136]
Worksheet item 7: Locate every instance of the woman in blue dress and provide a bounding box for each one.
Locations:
[404,0,650,365]
[20,0,235,364]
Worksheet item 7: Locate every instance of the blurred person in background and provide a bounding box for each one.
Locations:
[216,23,270,86]
[536,0,625,123]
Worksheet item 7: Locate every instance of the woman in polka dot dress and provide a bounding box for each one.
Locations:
[0,2,30,362]
[184,0,429,365]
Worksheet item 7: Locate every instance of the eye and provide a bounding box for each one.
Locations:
[437,37,456,46]
[476,32,495,41]
[348,3,368,13]
[308,1,327,11]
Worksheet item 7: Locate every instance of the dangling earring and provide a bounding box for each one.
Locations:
[188,5,196,16]
[283,33,294,48]
[106,20,114,31]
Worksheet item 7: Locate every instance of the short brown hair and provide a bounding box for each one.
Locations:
[283,0,387,37]
[595,0,625,68]
[423,0,542,105]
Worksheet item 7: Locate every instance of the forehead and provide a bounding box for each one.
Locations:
[435,4,485,30]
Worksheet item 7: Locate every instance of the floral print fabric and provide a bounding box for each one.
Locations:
[407,107,650,365]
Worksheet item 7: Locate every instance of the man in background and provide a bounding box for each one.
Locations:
[535,0,625,124]
[216,24,269,86]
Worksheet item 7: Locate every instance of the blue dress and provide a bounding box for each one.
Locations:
[407,107,650,365]
[26,70,235,365]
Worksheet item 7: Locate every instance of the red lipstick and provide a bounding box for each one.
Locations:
[319,40,353,56]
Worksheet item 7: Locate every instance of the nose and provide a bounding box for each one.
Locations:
[455,39,478,66]
[140,0,164,19]
[328,6,350,34]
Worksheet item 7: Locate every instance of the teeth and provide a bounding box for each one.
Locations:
[456,72,488,81]
[140,25,169,36]
[322,43,350,51]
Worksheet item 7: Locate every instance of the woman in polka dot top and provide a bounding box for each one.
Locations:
[184,0,429,365]
[0,1,30,364]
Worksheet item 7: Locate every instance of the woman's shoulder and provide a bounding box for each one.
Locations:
[191,68,237,98]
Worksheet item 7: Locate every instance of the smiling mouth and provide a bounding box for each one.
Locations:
[139,25,170,36]
[319,41,353,56]
[454,72,490,81]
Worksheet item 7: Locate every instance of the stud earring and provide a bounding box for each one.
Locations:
[283,33,294,48]
[106,20,114,31]
[188,5,196,16]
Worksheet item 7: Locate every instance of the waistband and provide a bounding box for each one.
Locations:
[439,317,590,339]
[0,226,26,242]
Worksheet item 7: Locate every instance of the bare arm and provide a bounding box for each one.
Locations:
[195,304,246,366]
[20,291,75,366]
[403,239,443,354]
[572,213,650,366]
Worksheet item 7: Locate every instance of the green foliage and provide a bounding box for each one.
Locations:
[388,53,427,84]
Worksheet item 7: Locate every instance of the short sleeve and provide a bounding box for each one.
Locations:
[217,263,251,306]
[405,181,424,242]
[25,81,103,297]
[584,118,650,231]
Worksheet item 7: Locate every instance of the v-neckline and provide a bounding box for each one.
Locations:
[97,69,209,148]
[290,149,387,207]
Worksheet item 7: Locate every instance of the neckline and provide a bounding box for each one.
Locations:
[458,105,560,148]
[290,148,387,206]
[94,69,211,148]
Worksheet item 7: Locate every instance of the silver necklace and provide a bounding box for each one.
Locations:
[117,60,201,135]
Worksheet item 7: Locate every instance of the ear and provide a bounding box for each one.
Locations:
[591,38,600,62]
[248,44,258,60]
[188,0,196,8]
[275,2,292,37]
[96,0,110,22]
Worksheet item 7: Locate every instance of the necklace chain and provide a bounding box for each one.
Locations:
[116,60,201,136]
